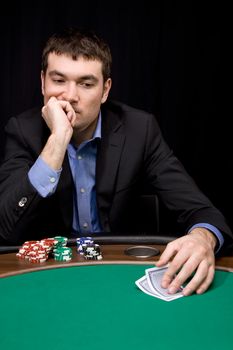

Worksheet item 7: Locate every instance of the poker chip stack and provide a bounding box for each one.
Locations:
[76,237,103,260]
[16,236,72,263]
[53,246,72,261]
[16,239,54,263]
[52,236,72,261]
[40,238,58,254]
[53,236,68,248]
[76,237,94,254]
[83,244,103,260]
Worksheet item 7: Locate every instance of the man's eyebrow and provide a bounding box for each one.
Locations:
[48,71,98,83]
[78,75,98,83]
[48,70,66,78]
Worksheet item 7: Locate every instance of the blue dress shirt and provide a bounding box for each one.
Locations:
[67,115,102,234]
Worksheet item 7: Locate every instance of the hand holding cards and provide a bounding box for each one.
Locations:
[135,266,184,301]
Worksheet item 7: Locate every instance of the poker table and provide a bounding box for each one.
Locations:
[1,240,233,350]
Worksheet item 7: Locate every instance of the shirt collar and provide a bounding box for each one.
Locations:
[93,111,102,140]
[68,112,102,156]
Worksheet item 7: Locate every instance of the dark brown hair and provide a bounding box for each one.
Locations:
[42,27,112,82]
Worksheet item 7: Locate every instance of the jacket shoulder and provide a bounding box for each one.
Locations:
[13,106,42,122]
[103,99,152,117]
[6,106,44,131]
[4,107,47,155]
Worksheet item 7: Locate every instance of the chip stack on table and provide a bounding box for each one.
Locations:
[40,238,58,253]
[16,236,71,263]
[53,246,72,261]
[76,237,94,254]
[82,244,103,260]
[16,241,48,263]
[76,237,103,260]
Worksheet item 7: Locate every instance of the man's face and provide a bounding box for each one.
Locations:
[41,52,111,135]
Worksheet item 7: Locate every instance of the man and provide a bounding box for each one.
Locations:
[0,28,232,296]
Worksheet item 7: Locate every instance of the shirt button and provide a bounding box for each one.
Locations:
[83,223,88,228]
[80,188,85,193]
[49,177,56,183]
[77,155,82,160]
[18,197,27,207]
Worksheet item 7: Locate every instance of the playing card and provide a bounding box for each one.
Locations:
[135,275,175,301]
[135,266,184,301]
[146,266,183,300]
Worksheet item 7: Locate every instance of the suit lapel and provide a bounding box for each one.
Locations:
[96,105,125,230]
[23,108,49,156]
[56,153,73,231]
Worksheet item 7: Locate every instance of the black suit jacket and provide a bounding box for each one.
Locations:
[0,100,232,245]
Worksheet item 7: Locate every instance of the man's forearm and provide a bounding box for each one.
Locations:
[40,133,70,171]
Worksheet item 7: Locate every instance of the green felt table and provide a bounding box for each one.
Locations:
[0,263,232,350]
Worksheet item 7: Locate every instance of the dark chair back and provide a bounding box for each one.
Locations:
[138,194,160,234]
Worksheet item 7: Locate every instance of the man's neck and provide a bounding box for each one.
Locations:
[72,120,98,147]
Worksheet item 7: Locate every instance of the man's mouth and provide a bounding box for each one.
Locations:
[71,105,80,114]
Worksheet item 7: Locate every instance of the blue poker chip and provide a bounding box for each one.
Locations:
[76,237,93,244]
[76,237,94,254]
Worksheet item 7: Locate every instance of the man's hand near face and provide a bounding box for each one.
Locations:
[41,96,76,171]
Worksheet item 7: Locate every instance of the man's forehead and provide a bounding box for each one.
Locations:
[46,53,103,80]
[47,52,102,67]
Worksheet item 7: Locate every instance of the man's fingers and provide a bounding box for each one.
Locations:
[177,261,214,296]
[66,110,74,122]
[158,240,192,288]
[196,265,215,295]
[171,260,207,295]
[58,100,75,119]
[42,98,76,135]
[41,106,46,118]
[44,98,75,119]
[156,240,179,267]
[161,252,201,291]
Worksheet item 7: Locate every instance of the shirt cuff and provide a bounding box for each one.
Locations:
[28,156,62,197]
[188,223,224,254]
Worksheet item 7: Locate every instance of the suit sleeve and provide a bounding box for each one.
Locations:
[0,117,44,243]
[143,114,233,247]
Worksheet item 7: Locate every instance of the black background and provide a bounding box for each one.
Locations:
[0,1,232,231]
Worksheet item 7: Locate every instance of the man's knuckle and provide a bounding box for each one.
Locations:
[185,240,196,250]
[171,279,183,290]
[171,261,180,271]
[173,276,183,286]
[167,242,173,249]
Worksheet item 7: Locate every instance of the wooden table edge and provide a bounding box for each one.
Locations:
[1,260,232,278]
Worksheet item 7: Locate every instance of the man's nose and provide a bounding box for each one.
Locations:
[62,83,79,102]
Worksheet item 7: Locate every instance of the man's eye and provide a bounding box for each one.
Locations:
[80,82,94,88]
[53,79,65,84]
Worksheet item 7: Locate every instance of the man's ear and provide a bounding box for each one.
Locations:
[41,71,45,96]
[101,78,112,104]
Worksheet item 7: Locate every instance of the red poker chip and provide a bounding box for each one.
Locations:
[23,241,40,248]
[16,253,25,259]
